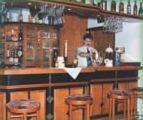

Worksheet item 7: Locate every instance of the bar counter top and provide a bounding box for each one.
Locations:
[0,64,141,75]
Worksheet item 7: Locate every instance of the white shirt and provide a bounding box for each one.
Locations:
[77,45,98,67]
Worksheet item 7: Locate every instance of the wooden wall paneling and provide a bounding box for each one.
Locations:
[90,84,102,116]
[69,87,84,120]
[0,92,6,120]
[10,91,28,100]
[128,81,137,89]
[60,15,87,65]
[118,81,129,90]
[54,88,69,120]
[102,83,113,114]
[30,90,46,120]
[91,28,115,57]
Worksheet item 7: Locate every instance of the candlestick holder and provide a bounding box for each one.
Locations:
[64,56,68,67]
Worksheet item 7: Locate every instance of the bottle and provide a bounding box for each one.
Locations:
[127,0,131,15]
[119,0,124,14]
[133,1,138,16]
[53,49,58,67]
[111,0,116,12]
[18,9,23,22]
[18,28,23,41]
[139,2,143,16]
[6,45,10,58]
[101,0,107,10]
[103,0,107,10]
[114,47,121,66]
[86,47,92,66]
[17,45,23,65]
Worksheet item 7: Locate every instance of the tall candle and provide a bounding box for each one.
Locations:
[65,40,67,57]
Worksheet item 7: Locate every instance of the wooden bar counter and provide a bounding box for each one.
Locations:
[0,63,141,120]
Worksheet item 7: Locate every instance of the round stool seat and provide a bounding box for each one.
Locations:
[65,94,93,120]
[66,94,93,106]
[108,90,131,120]
[108,89,130,99]
[7,99,40,120]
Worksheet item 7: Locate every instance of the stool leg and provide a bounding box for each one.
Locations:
[130,96,133,120]
[37,110,40,120]
[86,104,90,120]
[69,104,72,120]
[127,98,130,120]
[123,99,126,119]
[112,98,115,120]
[109,98,112,120]
[23,113,27,120]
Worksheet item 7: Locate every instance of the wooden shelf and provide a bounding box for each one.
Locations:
[4,0,143,21]
[28,0,143,21]
[4,22,63,28]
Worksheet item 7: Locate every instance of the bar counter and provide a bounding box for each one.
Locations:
[0,63,141,120]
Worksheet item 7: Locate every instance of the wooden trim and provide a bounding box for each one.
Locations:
[0,65,141,75]
[0,77,138,90]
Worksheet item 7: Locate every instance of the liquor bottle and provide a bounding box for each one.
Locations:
[17,45,23,66]
[18,28,23,41]
[18,9,23,22]
[133,1,138,16]
[6,45,10,58]
[119,0,124,13]
[127,0,131,15]
[100,0,107,10]
[111,0,116,12]
[103,0,107,10]
[139,2,143,16]
[53,49,58,67]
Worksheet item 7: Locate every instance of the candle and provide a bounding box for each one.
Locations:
[65,40,67,57]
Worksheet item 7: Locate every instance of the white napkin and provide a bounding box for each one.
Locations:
[63,67,82,79]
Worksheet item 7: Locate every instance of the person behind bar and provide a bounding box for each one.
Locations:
[76,32,98,67]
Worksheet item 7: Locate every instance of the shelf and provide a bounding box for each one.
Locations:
[4,22,63,28]
[3,0,143,22]
[28,0,143,22]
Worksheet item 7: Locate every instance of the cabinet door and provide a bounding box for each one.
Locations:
[23,25,38,67]
[102,83,113,114]
[90,83,102,116]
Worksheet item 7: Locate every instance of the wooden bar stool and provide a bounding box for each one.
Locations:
[128,87,143,119]
[65,94,93,120]
[7,99,40,120]
[108,90,131,120]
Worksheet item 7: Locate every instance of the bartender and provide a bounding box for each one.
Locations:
[76,32,98,67]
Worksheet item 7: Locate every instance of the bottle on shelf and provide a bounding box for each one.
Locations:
[139,2,143,16]
[18,28,23,41]
[18,9,23,22]
[127,0,131,15]
[133,0,138,16]
[119,0,124,14]
[17,45,23,66]
[53,49,58,67]
[111,0,116,12]
[6,45,10,58]
[103,0,107,11]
